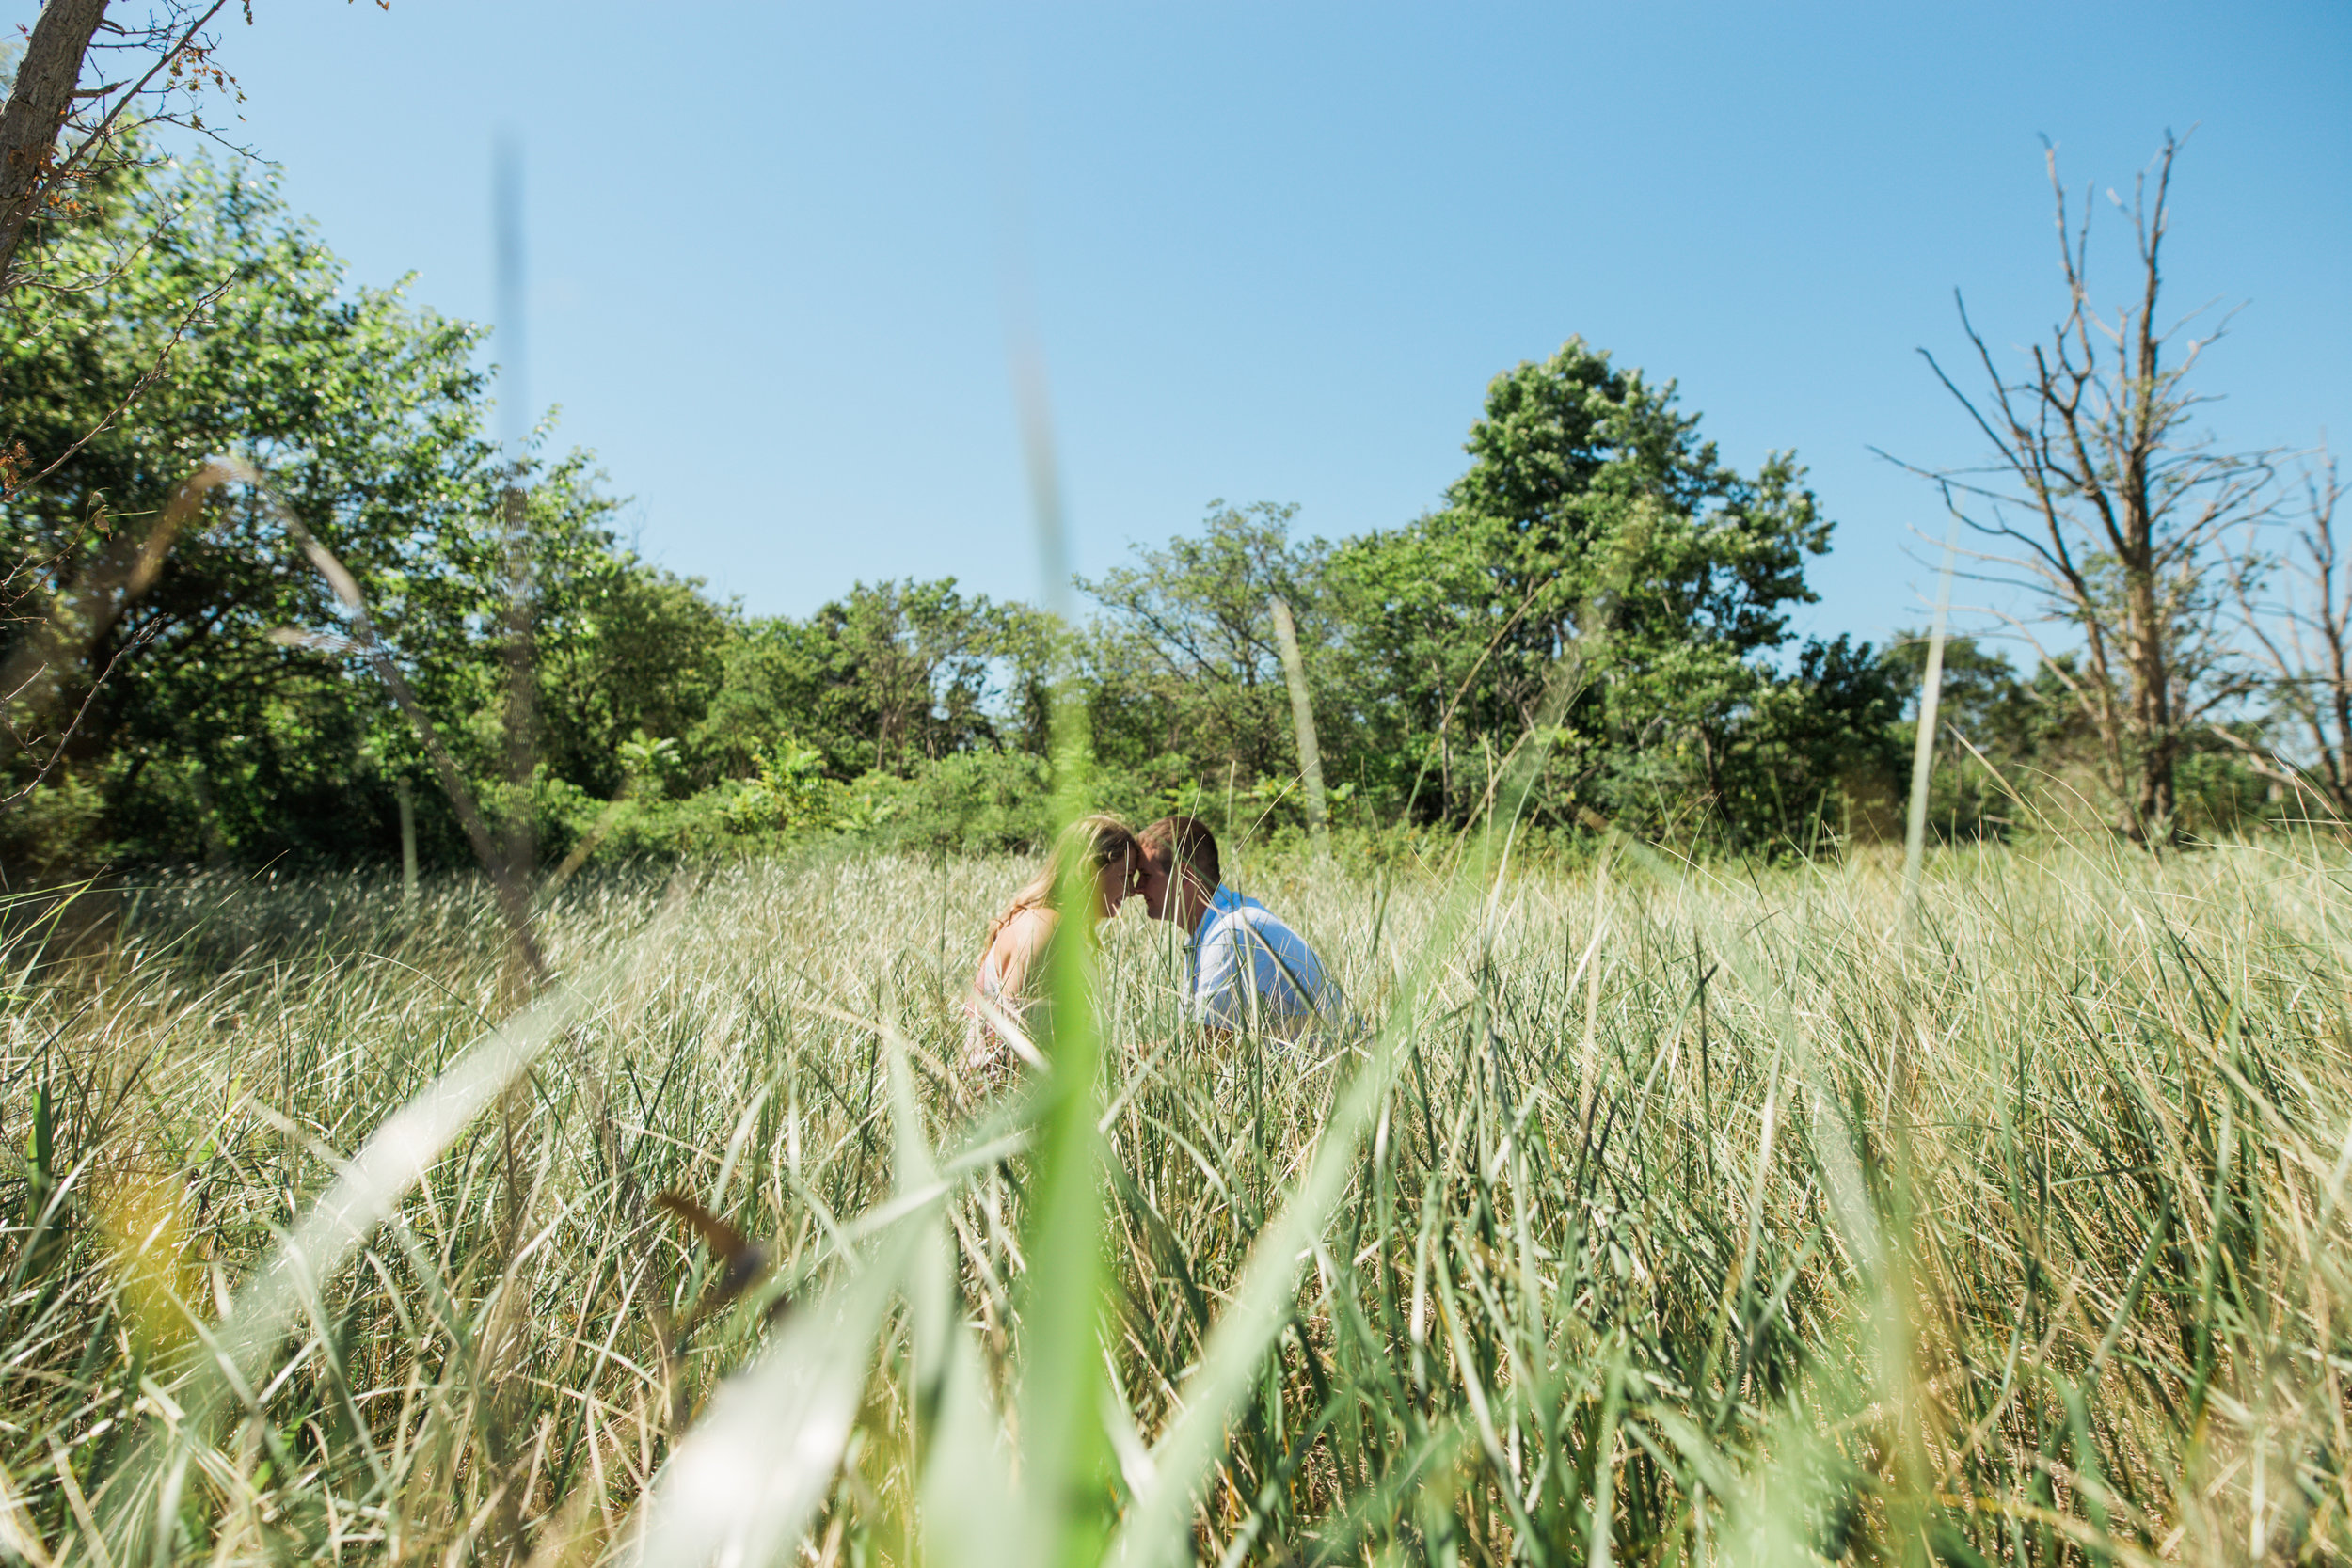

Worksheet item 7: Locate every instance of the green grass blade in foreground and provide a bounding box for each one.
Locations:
[1009,342,1115,1567]
[920,1304,1032,1568]
[1015,744,1113,1567]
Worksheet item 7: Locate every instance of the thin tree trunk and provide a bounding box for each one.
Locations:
[0,0,109,296]
[2135,640,2176,832]
[397,777,418,904]
[2125,564,2169,834]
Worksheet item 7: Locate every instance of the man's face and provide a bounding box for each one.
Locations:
[1137,848,1178,922]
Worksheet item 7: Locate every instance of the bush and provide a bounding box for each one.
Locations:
[866,750,1167,855]
[0,771,111,879]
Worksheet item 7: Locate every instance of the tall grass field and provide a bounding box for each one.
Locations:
[4,835,2350,1565]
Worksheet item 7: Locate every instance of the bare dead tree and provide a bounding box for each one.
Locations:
[1889,134,2275,840]
[2220,445,2352,821]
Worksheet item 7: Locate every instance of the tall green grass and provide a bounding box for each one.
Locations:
[4,836,2352,1564]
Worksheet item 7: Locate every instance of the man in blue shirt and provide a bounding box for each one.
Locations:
[1136,815,1344,1040]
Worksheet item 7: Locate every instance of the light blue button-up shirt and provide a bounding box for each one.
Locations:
[1184,885,1343,1036]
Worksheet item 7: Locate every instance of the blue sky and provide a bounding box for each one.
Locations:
[22,1,2350,648]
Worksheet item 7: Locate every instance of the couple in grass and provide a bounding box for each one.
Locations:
[963,813,1343,1070]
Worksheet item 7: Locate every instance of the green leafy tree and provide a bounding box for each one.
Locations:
[691,578,1043,786]
[1335,337,1890,842]
[534,552,733,800]
[0,154,636,869]
[819,578,1005,773]
[1079,500,1340,799]
[0,155,490,864]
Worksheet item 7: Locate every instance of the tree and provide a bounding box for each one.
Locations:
[0,0,263,298]
[533,552,732,800]
[2222,445,2352,821]
[689,578,1038,787]
[1878,632,2046,839]
[1079,501,1336,791]
[0,0,110,291]
[0,153,627,868]
[0,4,363,845]
[817,579,1007,773]
[1879,633,2042,758]
[1903,135,2272,840]
[1332,338,1882,842]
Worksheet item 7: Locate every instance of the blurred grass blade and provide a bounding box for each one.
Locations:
[887,1022,1034,1568]
[627,1229,916,1568]
[110,974,600,1557]
[1268,594,1329,857]
[1900,506,1961,938]
[916,1283,1031,1568]
[1012,384,1116,1568]
[0,1459,53,1568]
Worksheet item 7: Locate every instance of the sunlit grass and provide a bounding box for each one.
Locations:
[5,835,2352,1564]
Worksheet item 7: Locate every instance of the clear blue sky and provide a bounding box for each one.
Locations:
[21,1,2352,648]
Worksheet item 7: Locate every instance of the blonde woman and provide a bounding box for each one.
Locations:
[964,815,1142,1070]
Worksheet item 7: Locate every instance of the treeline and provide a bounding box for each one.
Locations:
[0,156,2270,877]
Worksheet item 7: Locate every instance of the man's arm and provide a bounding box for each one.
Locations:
[1191,923,1249,1033]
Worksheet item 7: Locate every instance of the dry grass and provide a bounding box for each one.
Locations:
[4,833,2351,1565]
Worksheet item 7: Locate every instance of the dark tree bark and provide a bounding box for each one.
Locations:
[0,0,110,295]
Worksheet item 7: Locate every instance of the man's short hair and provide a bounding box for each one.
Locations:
[1141,815,1220,891]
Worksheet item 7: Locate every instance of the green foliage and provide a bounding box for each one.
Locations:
[0,169,1946,872]
[0,151,696,872]
[1875,633,2272,842]
[1879,633,2042,841]
[1,150,496,867]
[1325,338,1895,845]
[749,734,834,830]
[536,556,733,800]
[617,731,684,795]
[864,747,1056,852]
[690,580,1048,788]
[1079,500,1335,790]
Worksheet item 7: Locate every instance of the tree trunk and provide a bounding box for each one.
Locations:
[0,0,109,296]
[2137,732,2176,835]
[2123,559,2175,835]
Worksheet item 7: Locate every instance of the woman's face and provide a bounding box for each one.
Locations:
[1092,851,1137,920]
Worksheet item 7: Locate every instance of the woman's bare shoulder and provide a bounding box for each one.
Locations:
[1000,903,1060,953]
[981,903,1054,968]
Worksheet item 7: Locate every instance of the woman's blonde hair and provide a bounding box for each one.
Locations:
[983,814,1142,949]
